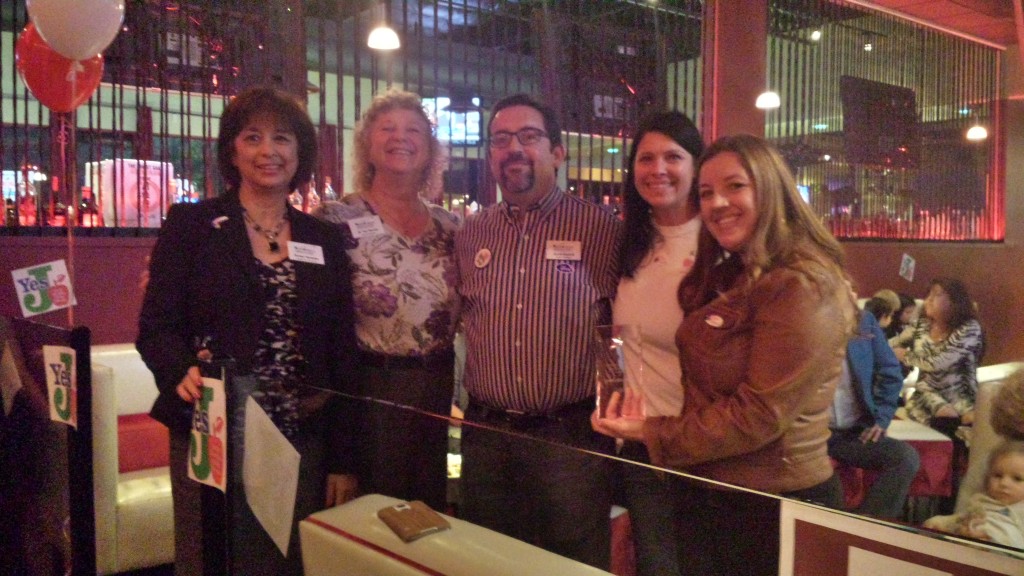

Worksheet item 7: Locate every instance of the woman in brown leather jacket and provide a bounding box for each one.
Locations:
[593,134,856,576]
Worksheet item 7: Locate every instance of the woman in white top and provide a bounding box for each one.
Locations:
[612,110,704,576]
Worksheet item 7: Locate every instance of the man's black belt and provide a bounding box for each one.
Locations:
[466,397,595,429]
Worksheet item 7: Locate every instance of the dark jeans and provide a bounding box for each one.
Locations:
[459,403,614,570]
[673,475,842,576]
[617,441,683,576]
[828,427,921,518]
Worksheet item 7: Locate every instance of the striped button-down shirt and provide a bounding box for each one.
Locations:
[455,188,621,412]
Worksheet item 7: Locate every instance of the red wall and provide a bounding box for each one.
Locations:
[843,242,1024,364]
[1,236,155,345]
[2,235,1021,363]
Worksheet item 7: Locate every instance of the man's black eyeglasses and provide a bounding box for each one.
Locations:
[488,128,548,149]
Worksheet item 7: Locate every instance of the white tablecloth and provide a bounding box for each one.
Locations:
[300,494,613,576]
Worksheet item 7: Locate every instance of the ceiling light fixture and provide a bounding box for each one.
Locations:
[367,3,400,50]
[368,25,400,50]
[756,90,781,110]
[966,123,988,141]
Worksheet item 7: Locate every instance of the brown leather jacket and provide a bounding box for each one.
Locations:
[644,261,855,494]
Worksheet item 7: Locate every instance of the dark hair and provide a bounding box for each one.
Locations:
[488,94,562,148]
[897,292,916,313]
[863,296,894,321]
[679,134,847,313]
[928,277,977,330]
[216,87,318,192]
[618,110,704,279]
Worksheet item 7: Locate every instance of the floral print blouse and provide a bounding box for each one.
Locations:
[317,195,461,356]
[892,317,984,424]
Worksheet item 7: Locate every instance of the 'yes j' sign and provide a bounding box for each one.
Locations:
[11,259,76,318]
[44,345,77,429]
[188,377,227,492]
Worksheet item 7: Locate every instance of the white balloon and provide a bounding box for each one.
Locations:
[27,0,125,61]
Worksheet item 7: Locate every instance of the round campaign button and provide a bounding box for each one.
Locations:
[474,248,492,269]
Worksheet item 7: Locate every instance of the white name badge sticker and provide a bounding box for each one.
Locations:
[288,242,325,265]
[545,240,582,261]
[348,215,386,238]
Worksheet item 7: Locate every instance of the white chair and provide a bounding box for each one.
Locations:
[91,344,174,574]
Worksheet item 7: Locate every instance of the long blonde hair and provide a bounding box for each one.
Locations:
[680,134,851,313]
[352,89,447,199]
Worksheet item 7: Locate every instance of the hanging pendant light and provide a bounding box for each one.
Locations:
[756,91,780,110]
[966,124,988,141]
[368,26,400,50]
[367,3,400,50]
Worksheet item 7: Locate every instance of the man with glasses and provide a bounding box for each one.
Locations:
[455,93,621,569]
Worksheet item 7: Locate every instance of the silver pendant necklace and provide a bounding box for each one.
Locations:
[242,210,287,252]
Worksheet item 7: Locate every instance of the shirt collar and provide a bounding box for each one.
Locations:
[502,186,562,222]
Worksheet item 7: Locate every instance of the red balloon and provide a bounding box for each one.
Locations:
[15,23,103,113]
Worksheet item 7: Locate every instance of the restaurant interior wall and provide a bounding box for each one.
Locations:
[763,0,1002,242]
[839,42,1024,365]
[4,4,1024,574]
[1,0,1021,362]
[0,0,705,343]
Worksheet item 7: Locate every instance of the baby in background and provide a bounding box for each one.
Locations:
[924,441,1024,548]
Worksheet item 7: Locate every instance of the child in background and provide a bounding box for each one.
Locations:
[924,441,1024,548]
[862,296,895,329]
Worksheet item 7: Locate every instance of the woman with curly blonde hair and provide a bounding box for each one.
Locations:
[350,90,448,201]
[317,89,461,512]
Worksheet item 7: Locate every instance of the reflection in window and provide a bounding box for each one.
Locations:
[766,0,1001,241]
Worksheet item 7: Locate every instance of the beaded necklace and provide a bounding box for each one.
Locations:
[242,209,287,252]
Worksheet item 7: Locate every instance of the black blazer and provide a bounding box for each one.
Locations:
[136,195,358,440]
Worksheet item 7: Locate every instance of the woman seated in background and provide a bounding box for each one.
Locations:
[593,134,856,576]
[890,277,984,428]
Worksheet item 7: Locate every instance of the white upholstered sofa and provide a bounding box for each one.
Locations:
[91,344,174,574]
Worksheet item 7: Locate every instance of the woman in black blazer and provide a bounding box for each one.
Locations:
[137,87,358,576]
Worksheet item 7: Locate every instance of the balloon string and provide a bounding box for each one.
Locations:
[61,113,74,328]
[66,61,83,96]
[59,64,84,327]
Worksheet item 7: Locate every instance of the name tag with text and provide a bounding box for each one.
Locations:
[348,215,386,238]
[545,240,582,261]
[288,241,325,265]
